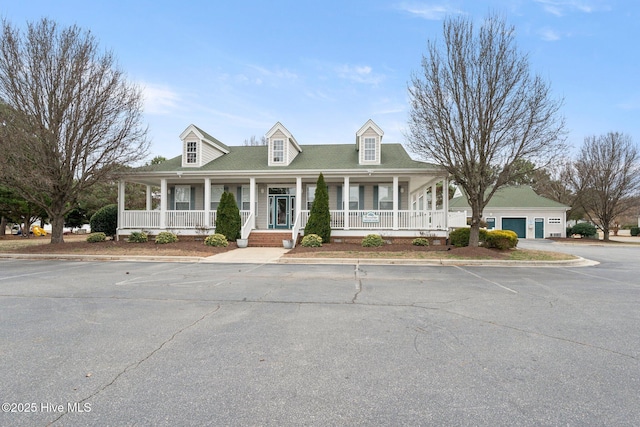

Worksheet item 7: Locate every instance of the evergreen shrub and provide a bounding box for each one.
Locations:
[215,192,241,241]
[155,231,178,244]
[90,204,117,237]
[484,230,518,249]
[304,173,331,243]
[362,234,384,247]
[86,232,106,243]
[412,237,430,246]
[128,231,148,243]
[449,227,488,247]
[570,223,597,238]
[204,233,228,247]
[301,234,323,247]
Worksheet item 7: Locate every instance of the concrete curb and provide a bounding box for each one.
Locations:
[0,252,598,267]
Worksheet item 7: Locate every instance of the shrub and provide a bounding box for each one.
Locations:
[630,227,639,237]
[215,192,241,241]
[128,231,148,243]
[155,231,178,244]
[204,233,228,247]
[362,234,384,247]
[571,222,597,238]
[485,230,518,249]
[301,233,323,247]
[86,232,106,243]
[90,204,117,237]
[304,173,331,243]
[412,237,430,246]
[449,227,488,247]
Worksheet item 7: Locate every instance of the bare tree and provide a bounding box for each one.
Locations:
[570,132,639,241]
[0,18,148,243]
[243,135,267,146]
[407,15,566,246]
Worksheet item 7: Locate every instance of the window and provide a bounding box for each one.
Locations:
[174,185,190,210]
[364,137,376,161]
[548,217,562,224]
[240,185,250,210]
[377,185,393,210]
[349,185,360,210]
[306,185,316,210]
[210,185,224,210]
[186,141,197,164]
[273,139,284,163]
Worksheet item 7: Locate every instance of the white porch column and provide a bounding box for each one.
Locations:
[295,177,302,225]
[393,175,399,230]
[160,178,167,229]
[442,177,449,229]
[343,176,350,230]
[145,185,152,211]
[431,183,437,212]
[117,180,125,233]
[250,177,256,228]
[204,178,211,227]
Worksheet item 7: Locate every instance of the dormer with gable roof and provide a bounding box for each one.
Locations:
[266,122,302,166]
[179,124,230,167]
[356,119,383,165]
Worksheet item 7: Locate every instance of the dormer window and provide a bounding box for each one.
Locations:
[364,138,376,161]
[273,139,284,163]
[186,141,197,164]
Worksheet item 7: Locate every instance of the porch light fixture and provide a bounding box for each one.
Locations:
[367,169,374,175]
[176,172,183,178]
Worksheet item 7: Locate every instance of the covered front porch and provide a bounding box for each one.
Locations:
[116,172,458,243]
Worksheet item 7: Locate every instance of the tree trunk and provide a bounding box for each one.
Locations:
[50,214,65,244]
[602,229,610,242]
[0,216,6,236]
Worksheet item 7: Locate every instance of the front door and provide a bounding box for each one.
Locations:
[269,195,295,229]
[535,218,544,239]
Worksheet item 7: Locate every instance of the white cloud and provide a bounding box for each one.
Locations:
[249,65,298,81]
[534,0,608,16]
[141,83,181,115]
[396,2,463,20]
[539,28,562,41]
[336,64,384,85]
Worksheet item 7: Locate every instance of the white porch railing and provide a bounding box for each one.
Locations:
[120,209,452,232]
[298,210,449,230]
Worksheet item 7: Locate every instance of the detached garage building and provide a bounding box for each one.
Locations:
[449,186,569,239]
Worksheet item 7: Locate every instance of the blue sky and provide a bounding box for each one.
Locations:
[2,0,638,160]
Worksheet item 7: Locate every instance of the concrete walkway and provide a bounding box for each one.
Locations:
[202,247,289,263]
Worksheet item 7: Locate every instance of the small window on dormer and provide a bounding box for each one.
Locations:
[364,138,376,161]
[186,141,197,164]
[273,139,284,163]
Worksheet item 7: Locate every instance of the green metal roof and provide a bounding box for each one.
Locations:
[136,143,441,173]
[449,186,569,209]
[193,125,230,151]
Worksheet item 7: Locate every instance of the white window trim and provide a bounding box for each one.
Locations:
[377,184,393,210]
[364,137,376,162]
[210,185,224,210]
[272,139,285,163]
[186,141,198,164]
[175,185,191,210]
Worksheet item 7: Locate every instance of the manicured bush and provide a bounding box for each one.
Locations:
[304,173,331,244]
[204,233,228,247]
[449,227,488,247]
[128,231,148,243]
[155,231,178,244]
[90,204,117,237]
[570,222,597,238]
[362,234,384,247]
[86,232,106,243]
[412,237,430,246]
[301,233,323,247]
[630,227,639,237]
[484,230,518,249]
[215,192,241,242]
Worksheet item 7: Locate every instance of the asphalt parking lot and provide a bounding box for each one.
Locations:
[1,243,639,426]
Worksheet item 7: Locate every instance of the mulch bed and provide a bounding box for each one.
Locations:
[285,242,509,259]
[0,235,234,257]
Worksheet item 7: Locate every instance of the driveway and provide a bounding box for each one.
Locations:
[1,243,639,426]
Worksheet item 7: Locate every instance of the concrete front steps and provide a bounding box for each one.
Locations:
[247,231,296,247]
